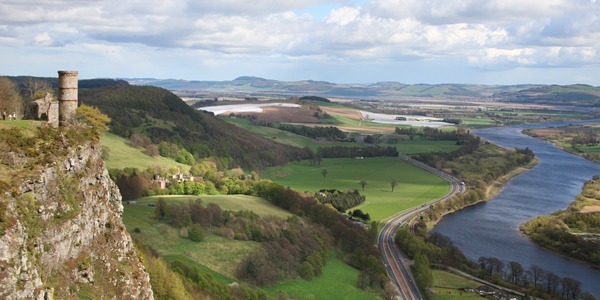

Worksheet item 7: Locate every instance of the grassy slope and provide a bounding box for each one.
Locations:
[224,117,356,150]
[100,131,190,171]
[430,270,482,300]
[261,157,449,221]
[123,196,286,278]
[123,196,378,298]
[264,250,377,300]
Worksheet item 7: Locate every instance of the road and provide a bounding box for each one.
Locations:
[378,154,465,300]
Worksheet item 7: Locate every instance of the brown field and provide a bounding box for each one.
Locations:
[239,106,320,123]
[321,107,363,120]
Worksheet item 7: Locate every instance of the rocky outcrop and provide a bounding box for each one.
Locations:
[0,142,153,299]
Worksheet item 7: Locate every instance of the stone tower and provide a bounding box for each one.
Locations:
[58,70,78,126]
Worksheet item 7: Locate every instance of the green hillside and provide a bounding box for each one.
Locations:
[100,132,190,171]
[80,82,310,170]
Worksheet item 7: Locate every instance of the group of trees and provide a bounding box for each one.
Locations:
[571,130,599,148]
[395,126,469,141]
[112,164,260,200]
[0,77,23,117]
[396,226,596,299]
[153,198,330,287]
[476,257,591,300]
[315,189,366,212]
[253,181,389,292]
[349,209,371,222]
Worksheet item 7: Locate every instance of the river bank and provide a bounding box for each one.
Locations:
[520,177,600,269]
[422,156,538,230]
[523,124,600,164]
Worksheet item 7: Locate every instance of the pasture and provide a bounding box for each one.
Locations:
[225,117,356,150]
[430,270,482,300]
[261,157,450,221]
[264,250,378,300]
[100,132,190,171]
[123,196,260,277]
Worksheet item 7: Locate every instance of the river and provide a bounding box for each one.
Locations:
[433,121,600,297]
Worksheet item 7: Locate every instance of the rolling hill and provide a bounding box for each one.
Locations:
[79,81,310,170]
[126,77,600,106]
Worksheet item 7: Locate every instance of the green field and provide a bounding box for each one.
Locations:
[100,132,190,171]
[0,119,35,129]
[261,157,450,221]
[124,202,252,278]
[461,117,498,128]
[123,195,292,277]
[264,250,377,300]
[431,270,482,300]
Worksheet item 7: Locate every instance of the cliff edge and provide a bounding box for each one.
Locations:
[0,126,153,299]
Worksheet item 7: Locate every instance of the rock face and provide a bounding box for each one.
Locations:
[0,142,154,299]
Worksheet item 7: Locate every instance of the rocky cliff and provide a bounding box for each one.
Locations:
[0,139,154,299]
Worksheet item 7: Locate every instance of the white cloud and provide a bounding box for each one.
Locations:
[34,32,52,46]
[0,0,599,84]
[326,6,361,25]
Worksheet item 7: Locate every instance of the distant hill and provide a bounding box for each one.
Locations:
[492,84,600,106]
[79,81,310,170]
[126,77,600,106]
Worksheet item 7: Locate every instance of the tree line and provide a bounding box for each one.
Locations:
[395,126,469,141]
[396,226,596,299]
[274,124,346,141]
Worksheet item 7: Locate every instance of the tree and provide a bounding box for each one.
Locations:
[321,169,328,181]
[507,261,524,285]
[527,265,545,290]
[0,77,22,116]
[360,180,368,191]
[412,253,432,290]
[391,179,398,192]
[23,76,51,100]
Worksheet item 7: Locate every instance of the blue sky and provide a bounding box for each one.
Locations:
[1,0,599,85]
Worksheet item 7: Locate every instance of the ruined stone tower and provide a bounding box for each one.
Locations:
[58,70,78,126]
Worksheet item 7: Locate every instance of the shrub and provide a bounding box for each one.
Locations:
[188,224,205,242]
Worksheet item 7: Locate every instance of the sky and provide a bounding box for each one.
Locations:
[1,0,599,85]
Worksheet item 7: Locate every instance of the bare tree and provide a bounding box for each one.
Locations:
[23,77,51,100]
[527,265,545,289]
[0,77,22,116]
[507,261,524,285]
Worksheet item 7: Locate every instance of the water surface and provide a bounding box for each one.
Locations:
[434,122,600,296]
